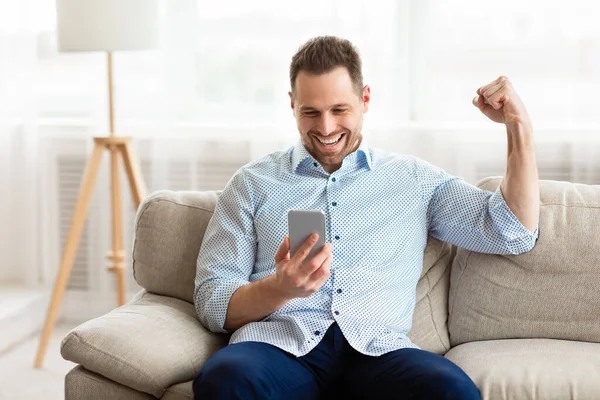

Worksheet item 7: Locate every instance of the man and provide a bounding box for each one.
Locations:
[193,36,539,399]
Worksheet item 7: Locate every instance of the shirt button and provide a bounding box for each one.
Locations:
[331,177,336,182]
[335,235,340,240]
[314,330,321,335]
[332,202,337,206]
[337,289,342,294]
[313,162,317,167]
[334,311,340,315]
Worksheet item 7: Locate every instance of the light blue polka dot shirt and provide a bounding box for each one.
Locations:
[194,137,539,357]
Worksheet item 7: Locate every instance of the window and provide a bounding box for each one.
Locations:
[1,0,599,129]
[410,0,600,124]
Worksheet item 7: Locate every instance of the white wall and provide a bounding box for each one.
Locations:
[0,121,40,286]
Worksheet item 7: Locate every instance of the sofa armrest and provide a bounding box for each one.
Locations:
[60,290,229,398]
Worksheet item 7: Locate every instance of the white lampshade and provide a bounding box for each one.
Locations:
[56,0,159,52]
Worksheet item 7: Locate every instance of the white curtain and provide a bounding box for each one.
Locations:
[2,0,600,287]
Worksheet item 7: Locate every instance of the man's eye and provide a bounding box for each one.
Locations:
[333,109,347,113]
[304,112,318,117]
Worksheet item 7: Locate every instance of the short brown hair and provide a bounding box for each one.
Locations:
[289,36,363,98]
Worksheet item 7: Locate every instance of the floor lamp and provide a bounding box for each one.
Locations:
[34,0,159,368]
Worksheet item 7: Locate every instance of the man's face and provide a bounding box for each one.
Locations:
[289,67,370,173]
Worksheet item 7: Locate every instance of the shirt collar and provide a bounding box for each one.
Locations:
[291,135,373,173]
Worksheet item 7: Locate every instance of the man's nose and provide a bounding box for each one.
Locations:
[318,114,336,136]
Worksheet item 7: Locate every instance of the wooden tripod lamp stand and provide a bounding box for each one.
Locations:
[34,0,159,368]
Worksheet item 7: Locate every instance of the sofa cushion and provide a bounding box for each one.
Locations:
[407,236,453,354]
[65,366,154,400]
[60,290,229,398]
[162,381,193,400]
[445,338,600,400]
[133,190,220,304]
[449,177,600,346]
[66,365,194,400]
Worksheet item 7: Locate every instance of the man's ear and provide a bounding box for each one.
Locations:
[362,85,371,113]
[288,91,295,116]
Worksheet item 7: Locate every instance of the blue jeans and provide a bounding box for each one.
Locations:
[193,322,480,399]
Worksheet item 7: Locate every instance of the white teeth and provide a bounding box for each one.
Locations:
[317,135,342,145]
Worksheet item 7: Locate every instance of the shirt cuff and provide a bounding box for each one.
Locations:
[489,186,539,243]
[202,279,250,334]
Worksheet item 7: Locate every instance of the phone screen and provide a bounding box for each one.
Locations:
[288,210,326,261]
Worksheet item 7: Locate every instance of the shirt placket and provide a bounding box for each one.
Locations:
[326,171,344,321]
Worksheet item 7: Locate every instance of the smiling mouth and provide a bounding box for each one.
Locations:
[314,133,345,148]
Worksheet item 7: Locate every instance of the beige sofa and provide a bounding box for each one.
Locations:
[61,176,600,399]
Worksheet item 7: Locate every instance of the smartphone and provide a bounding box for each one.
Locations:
[288,210,326,262]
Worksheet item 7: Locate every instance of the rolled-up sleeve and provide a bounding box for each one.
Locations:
[194,168,256,333]
[413,156,539,255]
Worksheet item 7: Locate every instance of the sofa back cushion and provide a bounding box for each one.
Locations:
[132,190,452,353]
[133,190,220,304]
[407,236,453,354]
[449,177,600,346]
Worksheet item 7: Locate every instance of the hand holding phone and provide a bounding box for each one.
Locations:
[270,210,333,299]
